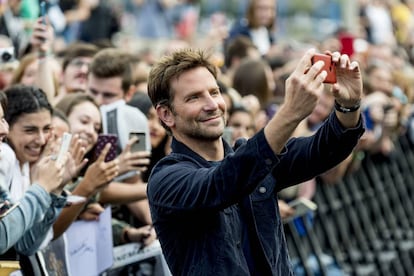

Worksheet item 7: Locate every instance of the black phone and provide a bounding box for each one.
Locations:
[40,1,47,25]
[94,134,118,162]
[129,132,147,152]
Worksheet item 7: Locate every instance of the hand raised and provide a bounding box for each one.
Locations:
[81,143,119,196]
[284,48,326,121]
[62,134,88,183]
[330,52,362,106]
[117,137,151,175]
[31,154,66,194]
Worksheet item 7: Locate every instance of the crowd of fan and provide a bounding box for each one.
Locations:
[1,0,414,274]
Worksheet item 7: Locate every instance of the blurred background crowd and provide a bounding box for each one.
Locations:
[1,0,414,275]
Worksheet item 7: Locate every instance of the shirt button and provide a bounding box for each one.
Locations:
[265,159,272,165]
[259,186,267,193]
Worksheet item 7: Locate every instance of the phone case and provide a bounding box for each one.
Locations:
[311,54,337,84]
[94,134,118,162]
[129,132,146,152]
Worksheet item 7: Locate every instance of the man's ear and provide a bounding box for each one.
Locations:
[156,105,175,128]
[124,84,136,102]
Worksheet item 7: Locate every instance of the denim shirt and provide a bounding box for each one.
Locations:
[0,183,67,256]
[0,143,67,256]
[148,112,364,275]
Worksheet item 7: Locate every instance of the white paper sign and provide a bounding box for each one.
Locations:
[65,207,113,276]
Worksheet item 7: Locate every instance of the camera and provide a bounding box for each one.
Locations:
[0,47,15,63]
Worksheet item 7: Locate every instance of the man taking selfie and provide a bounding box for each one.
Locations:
[146,48,364,275]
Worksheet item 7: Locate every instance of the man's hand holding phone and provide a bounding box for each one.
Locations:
[311,53,337,84]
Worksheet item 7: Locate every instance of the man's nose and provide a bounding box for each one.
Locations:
[203,94,219,111]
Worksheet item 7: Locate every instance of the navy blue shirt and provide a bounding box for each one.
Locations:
[148,112,364,275]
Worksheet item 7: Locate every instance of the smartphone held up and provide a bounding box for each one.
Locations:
[94,134,118,162]
[311,53,337,84]
[129,132,147,152]
[40,1,47,25]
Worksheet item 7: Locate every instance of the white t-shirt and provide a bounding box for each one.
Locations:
[0,143,30,201]
[0,143,53,248]
[250,27,271,55]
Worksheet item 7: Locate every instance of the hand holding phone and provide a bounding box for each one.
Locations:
[129,132,147,152]
[311,53,337,84]
[282,198,317,223]
[94,134,118,162]
[56,132,72,164]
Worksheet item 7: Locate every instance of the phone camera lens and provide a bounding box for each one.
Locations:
[1,52,12,63]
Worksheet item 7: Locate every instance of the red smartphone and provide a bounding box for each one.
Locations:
[94,134,118,162]
[311,53,337,84]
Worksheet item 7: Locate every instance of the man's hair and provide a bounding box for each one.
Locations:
[148,48,218,108]
[89,48,134,93]
[4,85,53,127]
[147,48,218,133]
[61,42,99,72]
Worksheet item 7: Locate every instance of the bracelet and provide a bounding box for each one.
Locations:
[334,100,361,113]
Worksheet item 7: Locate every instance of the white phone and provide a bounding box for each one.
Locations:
[129,132,147,152]
[57,132,72,164]
[282,198,317,223]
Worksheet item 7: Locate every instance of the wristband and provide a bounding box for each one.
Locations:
[334,100,361,113]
